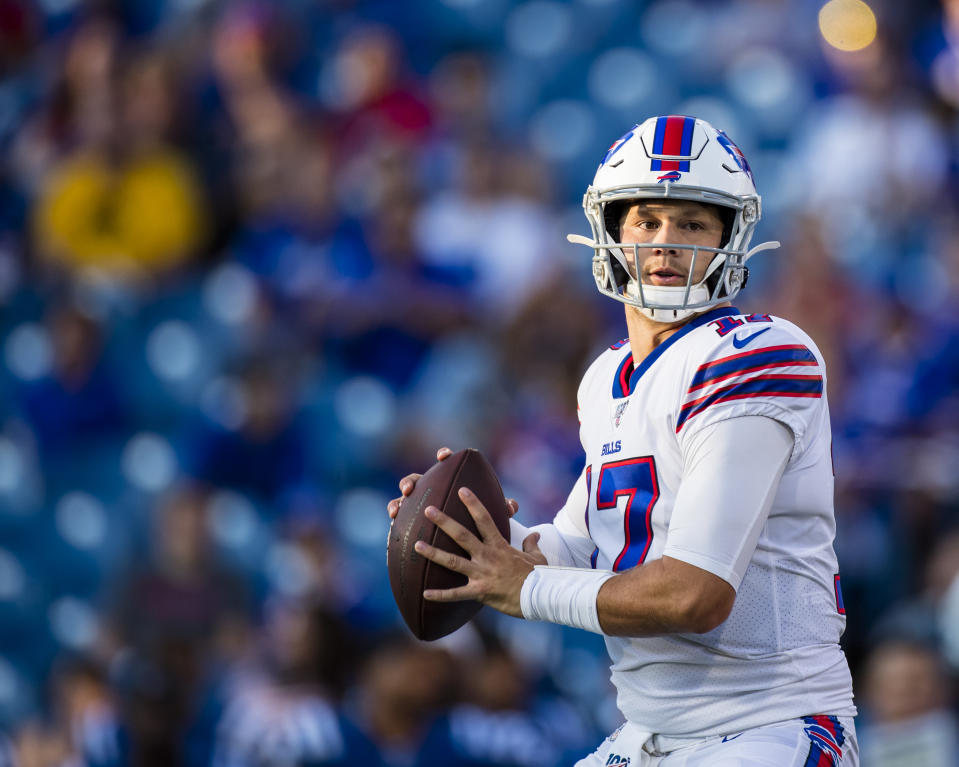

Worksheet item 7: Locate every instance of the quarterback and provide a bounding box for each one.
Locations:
[388,115,857,766]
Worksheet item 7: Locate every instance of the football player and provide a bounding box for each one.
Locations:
[389,115,857,766]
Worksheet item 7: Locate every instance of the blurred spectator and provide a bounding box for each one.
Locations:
[428,52,496,146]
[12,301,125,464]
[104,483,250,767]
[0,0,38,77]
[323,25,431,150]
[500,268,603,411]
[186,356,308,503]
[792,32,948,273]
[209,599,375,767]
[762,216,859,402]
[265,520,357,612]
[846,519,959,673]
[11,17,117,199]
[30,20,204,285]
[858,639,959,766]
[0,734,12,767]
[413,142,554,320]
[12,655,122,767]
[438,641,562,767]
[351,638,457,765]
[927,0,959,107]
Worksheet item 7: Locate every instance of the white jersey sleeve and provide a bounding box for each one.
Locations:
[662,415,792,590]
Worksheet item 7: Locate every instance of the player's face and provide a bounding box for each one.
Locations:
[619,201,725,287]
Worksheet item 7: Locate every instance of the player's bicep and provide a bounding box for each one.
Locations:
[663,416,792,590]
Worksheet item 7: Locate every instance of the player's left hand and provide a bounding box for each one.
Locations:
[414,487,546,618]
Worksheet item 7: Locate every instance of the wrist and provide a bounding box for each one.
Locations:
[519,566,614,634]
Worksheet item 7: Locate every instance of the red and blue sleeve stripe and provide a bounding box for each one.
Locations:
[676,374,823,432]
[834,574,846,615]
[689,345,818,391]
[650,115,696,172]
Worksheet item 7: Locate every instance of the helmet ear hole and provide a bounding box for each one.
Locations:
[718,206,735,249]
[603,201,629,241]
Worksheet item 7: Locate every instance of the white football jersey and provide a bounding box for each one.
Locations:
[556,306,856,739]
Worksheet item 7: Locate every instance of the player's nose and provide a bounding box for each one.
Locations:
[651,222,680,254]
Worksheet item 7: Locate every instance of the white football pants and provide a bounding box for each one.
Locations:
[575,715,858,767]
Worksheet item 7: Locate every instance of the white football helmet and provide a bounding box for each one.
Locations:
[567,115,779,323]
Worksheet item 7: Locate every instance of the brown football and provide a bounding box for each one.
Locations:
[387,448,510,641]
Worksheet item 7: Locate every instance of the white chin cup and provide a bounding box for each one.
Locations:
[626,282,711,323]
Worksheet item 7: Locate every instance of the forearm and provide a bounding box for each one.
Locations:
[596,556,733,636]
[520,555,733,636]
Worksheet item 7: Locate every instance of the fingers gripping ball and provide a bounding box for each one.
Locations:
[387,449,510,640]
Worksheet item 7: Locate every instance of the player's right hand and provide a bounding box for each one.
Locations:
[387,447,520,520]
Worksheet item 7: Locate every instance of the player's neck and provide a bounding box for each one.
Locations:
[624,302,731,364]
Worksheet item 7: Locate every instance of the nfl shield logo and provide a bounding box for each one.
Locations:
[614,400,629,427]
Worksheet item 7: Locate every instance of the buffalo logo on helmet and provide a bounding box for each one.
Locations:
[600,127,637,167]
[716,131,754,181]
[657,171,682,183]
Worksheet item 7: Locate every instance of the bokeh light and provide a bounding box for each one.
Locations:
[146,320,202,382]
[819,0,877,52]
[0,436,25,495]
[505,2,573,58]
[4,323,52,381]
[588,49,656,110]
[48,597,99,649]
[207,490,258,550]
[529,100,595,161]
[335,488,391,549]
[0,656,21,718]
[55,492,108,551]
[0,549,26,600]
[121,432,178,492]
[200,376,248,431]
[203,263,258,326]
[334,376,397,437]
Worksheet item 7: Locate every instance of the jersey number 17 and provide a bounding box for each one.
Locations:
[589,457,660,571]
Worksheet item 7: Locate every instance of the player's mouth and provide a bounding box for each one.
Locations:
[646,267,687,286]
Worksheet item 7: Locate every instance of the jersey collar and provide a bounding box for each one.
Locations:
[612,306,740,399]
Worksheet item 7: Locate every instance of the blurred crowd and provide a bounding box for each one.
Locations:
[1,0,959,764]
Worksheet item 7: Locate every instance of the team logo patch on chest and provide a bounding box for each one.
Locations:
[601,440,622,456]
[613,400,629,427]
